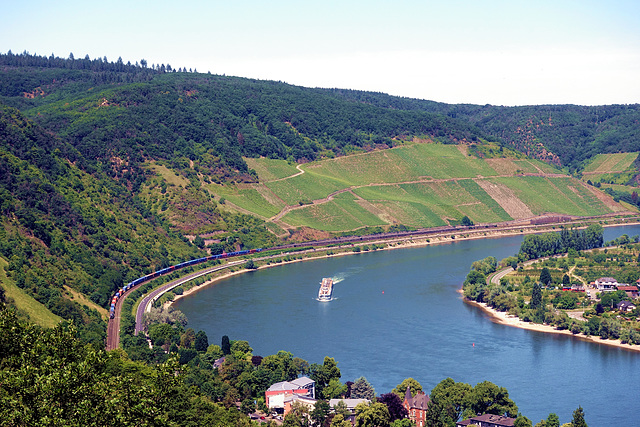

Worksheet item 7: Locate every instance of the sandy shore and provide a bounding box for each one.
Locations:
[462,294,640,353]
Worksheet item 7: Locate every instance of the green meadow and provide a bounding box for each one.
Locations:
[204,143,628,233]
[0,258,62,328]
[583,152,638,174]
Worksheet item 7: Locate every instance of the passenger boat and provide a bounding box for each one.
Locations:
[317,278,333,301]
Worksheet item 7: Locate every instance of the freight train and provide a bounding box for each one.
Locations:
[109,223,493,318]
[109,248,263,319]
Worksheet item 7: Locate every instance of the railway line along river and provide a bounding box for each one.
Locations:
[174,225,640,425]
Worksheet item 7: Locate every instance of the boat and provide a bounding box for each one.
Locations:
[318,278,334,301]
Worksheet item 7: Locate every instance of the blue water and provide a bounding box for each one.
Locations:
[175,225,640,425]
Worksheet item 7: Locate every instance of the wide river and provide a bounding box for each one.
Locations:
[175,225,640,425]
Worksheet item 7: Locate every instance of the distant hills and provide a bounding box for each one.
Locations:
[0,50,639,332]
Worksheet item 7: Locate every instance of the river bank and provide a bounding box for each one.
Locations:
[461,294,640,353]
[170,217,640,305]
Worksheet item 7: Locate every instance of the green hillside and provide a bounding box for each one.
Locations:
[0,50,636,343]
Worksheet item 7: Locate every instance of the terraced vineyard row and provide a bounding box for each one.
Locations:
[210,143,633,232]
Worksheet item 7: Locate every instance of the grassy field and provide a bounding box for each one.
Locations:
[265,172,346,205]
[245,158,300,181]
[223,188,284,218]
[492,176,612,216]
[354,179,513,225]
[0,258,62,327]
[582,152,638,173]
[282,192,387,231]
[304,144,499,186]
[199,143,625,233]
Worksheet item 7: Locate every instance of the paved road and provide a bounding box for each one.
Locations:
[134,260,245,335]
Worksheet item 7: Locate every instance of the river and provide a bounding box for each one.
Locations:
[174,225,640,425]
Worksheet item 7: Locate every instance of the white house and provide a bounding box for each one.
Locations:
[595,277,618,292]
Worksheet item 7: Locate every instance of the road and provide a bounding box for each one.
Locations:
[134,260,246,335]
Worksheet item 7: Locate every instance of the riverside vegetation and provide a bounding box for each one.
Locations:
[0,304,589,427]
[463,225,640,345]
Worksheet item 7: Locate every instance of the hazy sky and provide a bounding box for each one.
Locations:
[3,0,639,106]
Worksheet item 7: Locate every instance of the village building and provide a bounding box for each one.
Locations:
[595,277,618,292]
[329,398,370,424]
[265,376,316,411]
[403,387,430,427]
[617,284,639,299]
[456,413,516,427]
[283,394,317,416]
[617,300,637,312]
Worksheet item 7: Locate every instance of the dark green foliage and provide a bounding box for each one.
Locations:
[195,330,209,352]
[519,225,603,260]
[599,290,627,310]
[378,393,408,422]
[539,268,552,286]
[221,335,231,355]
[461,215,474,226]
[0,308,244,426]
[571,406,588,427]
[309,356,342,399]
[320,89,640,170]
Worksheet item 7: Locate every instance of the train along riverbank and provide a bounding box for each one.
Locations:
[108,214,640,350]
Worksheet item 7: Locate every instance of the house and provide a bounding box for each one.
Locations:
[329,398,370,425]
[284,394,317,416]
[595,277,618,292]
[617,300,636,312]
[456,414,516,427]
[617,285,639,299]
[403,386,430,427]
[212,356,225,369]
[265,376,316,410]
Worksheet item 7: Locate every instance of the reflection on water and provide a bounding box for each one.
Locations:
[175,225,640,425]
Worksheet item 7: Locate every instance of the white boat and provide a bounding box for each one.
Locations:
[318,278,333,301]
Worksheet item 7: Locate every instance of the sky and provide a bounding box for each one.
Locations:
[2,0,639,106]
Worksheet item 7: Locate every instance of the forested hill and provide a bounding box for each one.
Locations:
[318,89,640,171]
[0,51,489,186]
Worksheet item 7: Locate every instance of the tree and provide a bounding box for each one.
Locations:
[221,335,231,355]
[195,330,209,352]
[240,398,255,415]
[323,378,348,399]
[355,401,390,427]
[310,357,341,398]
[461,215,474,226]
[539,268,552,286]
[530,282,543,310]
[546,413,560,427]
[392,378,423,400]
[180,328,196,348]
[310,400,331,427]
[514,415,532,427]
[377,393,408,422]
[466,381,518,418]
[425,378,471,426]
[330,414,352,427]
[571,406,587,427]
[351,376,375,400]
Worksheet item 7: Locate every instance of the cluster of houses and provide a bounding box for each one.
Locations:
[264,378,518,427]
[593,277,638,311]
